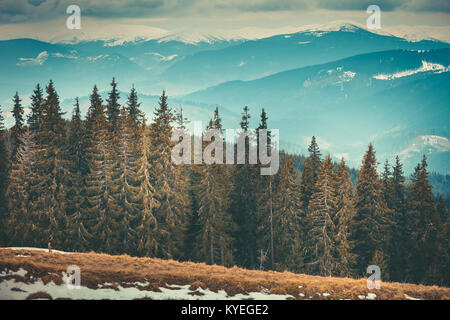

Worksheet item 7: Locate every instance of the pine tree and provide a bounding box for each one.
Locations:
[126,86,143,141]
[195,108,233,265]
[230,106,259,268]
[272,156,304,272]
[65,98,90,251]
[440,204,450,286]
[381,159,393,208]
[6,129,39,246]
[11,92,24,160]
[301,136,322,209]
[352,144,392,276]
[106,77,121,132]
[255,108,273,269]
[0,106,9,245]
[28,84,44,133]
[33,81,68,248]
[305,155,337,276]
[148,91,190,259]
[333,158,357,277]
[136,117,159,257]
[406,155,440,284]
[84,85,119,253]
[114,107,141,254]
[389,156,407,281]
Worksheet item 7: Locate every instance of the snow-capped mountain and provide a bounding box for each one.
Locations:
[0,22,449,173]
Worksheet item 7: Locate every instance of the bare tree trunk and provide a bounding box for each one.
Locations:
[210,241,214,265]
[269,177,274,269]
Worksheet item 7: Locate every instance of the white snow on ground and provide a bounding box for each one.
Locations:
[404,294,421,300]
[366,293,377,300]
[1,247,73,255]
[358,293,377,300]
[0,268,294,300]
[373,60,450,80]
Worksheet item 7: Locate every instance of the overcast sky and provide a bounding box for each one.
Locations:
[0,0,449,41]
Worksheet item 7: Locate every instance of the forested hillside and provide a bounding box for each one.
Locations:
[0,79,449,287]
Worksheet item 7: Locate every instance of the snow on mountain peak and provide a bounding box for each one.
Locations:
[399,135,450,158]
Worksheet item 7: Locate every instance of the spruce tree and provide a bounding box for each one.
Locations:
[106,77,121,132]
[301,136,321,209]
[272,156,304,272]
[0,107,9,245]
[136,117,159,257]
[352,144,392,276]
[333,158,357,277]
[28,84,44,133]
[11,92,24,160]
[230,106,259,268]
[114,107,141,254]
[148,91,190,259]
[84,85,119,253]
[126,86,143,141]
[65,98,90,251]
[195,108,233,265]
[6,129,39,246]
[406,155,440,284]
[389,156,407,281]
[33,81,68,248]
[305,155,337,276]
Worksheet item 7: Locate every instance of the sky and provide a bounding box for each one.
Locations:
[0,0,449,42]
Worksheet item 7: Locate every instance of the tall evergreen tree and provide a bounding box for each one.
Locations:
[195,108,233,265]
[230,106,259,268]
[272,156,304,272]
[6,129,39,246]
[126,86,143,140]
[114,107,142,254]
[352,144,392,276]
[11,92,24,159]
[389,156,407,281]
[66,98,90,251]
[333,158,357,277]
[301,136,322,209]
[406,155,440,284]
[305,155,337,276]
[0,106,9,245]
[136,117,159,257]
[28,84,44,132]
[84,85,119,253]
[106,77,121,132]
[33,81,68,248]
[148,91,190,259]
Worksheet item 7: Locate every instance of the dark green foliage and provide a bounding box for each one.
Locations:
[28,84,44,133]
[1,80,447,287]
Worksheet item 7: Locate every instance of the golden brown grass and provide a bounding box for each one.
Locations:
[1,248,449,300]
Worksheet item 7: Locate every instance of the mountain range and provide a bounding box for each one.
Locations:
[0,22,448,174]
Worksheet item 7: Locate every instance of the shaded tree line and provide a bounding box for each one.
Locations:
[0,79,449,287]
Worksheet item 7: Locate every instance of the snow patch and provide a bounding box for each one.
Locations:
[0,271,294,300]
[1,247,74,255]
[404,294,421,300]
[373,60,450,80]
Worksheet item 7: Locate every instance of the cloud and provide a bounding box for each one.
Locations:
[16,51,48,66]
[1,0,448,24]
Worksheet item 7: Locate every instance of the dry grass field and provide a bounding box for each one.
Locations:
[0,248,449,300]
